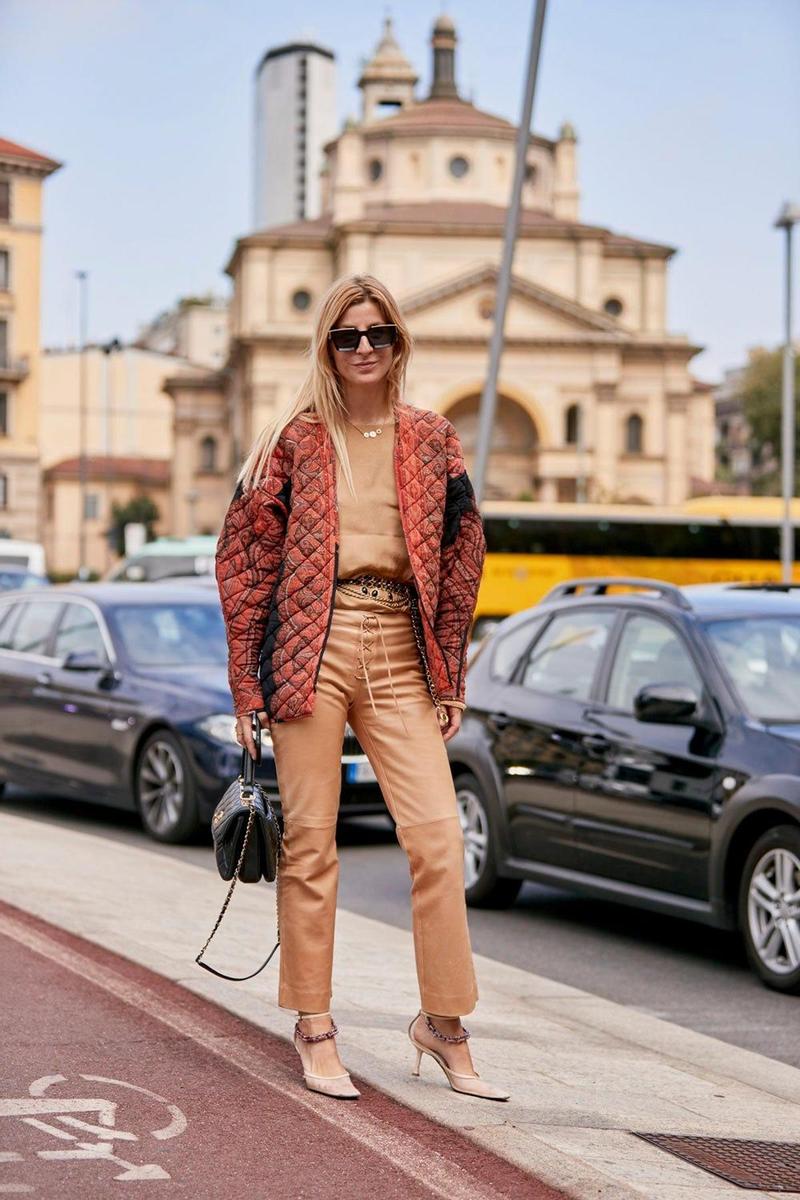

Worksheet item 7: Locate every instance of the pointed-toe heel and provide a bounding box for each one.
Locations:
[294,1014,361,1101]
[407,1010,510,1102]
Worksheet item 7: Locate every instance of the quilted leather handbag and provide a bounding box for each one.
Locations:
[195,713,281,981]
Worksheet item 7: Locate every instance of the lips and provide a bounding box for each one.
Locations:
[355,361,378,369]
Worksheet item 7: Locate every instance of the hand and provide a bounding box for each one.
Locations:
[441,707,462,743]
[234,709,270,760]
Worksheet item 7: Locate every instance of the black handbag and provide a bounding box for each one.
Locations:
[195,713,282,981]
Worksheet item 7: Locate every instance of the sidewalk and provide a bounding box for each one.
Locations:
[2,809,800,1198]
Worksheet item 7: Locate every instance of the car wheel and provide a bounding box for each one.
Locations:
[135,730,199,844]
[739,824,800,994]
[454,771,522,908]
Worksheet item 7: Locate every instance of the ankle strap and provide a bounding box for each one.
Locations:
[295,1016,339,1043]
[422,1012,471,1044]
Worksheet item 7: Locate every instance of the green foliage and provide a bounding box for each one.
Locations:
[738,346,800,494]
[106,496,160,557]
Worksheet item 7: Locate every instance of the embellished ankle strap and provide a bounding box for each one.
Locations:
[423,1012,471,1044]
[295,1016,339,1043]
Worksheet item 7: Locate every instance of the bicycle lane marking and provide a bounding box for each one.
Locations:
[0,905,562,1200]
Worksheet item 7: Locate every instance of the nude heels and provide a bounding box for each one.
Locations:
[293,1013,360,1100]
[408,1010,510,1101]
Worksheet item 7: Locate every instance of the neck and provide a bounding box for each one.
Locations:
[343,380,392,424]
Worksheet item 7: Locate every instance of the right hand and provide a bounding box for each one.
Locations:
[235,709,270,760]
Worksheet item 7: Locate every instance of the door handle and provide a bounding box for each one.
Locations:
[36,671,52,686]
[488,712,512,732]
[582,734,610,755]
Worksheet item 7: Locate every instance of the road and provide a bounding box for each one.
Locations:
[3,784,799,1071]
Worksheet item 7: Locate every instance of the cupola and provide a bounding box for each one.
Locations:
[358,17,418,122]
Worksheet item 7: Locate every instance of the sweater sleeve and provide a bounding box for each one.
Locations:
[433,419,487,706]
[215,438,292,717]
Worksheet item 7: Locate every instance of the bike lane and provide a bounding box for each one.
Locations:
[0,899,567,1200]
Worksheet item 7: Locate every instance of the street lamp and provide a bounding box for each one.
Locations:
[75,270,89,580]
[774,202,800,583]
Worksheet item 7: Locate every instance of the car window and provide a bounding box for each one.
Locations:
[520,609,616,700]
[53,603,109,662]
[111,603,227,666]
[607,614,702,712]
[490,616,545,682]
[704,615,800,722]
[8,601,61,657]
[0,602,20,648]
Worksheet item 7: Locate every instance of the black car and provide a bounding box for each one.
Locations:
[449,577,800,993]
[0,583,384,843]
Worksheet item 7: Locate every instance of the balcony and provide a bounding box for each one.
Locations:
[0,354,29,382]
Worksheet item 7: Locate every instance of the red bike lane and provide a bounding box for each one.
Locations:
[0,899,567,1200]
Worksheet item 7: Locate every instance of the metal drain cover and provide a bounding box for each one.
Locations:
[634,1133,800,1191]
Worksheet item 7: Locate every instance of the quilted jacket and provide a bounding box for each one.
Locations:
[215,401,486,722]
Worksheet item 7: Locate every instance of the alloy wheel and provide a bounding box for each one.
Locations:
[456,785,489,889]
[138,738,186,837]
[747,846,800,975]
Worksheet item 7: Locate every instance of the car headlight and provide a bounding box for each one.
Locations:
[197,713,274,748]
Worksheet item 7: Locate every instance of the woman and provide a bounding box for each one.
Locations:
[215,273,509,1103]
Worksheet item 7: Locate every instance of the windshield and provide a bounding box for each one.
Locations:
[704,615,800,722]
[111,603,227,666]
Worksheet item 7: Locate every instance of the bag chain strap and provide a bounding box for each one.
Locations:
[409,595,450,728]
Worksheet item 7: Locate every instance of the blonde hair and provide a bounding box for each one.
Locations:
[236,273,413,500]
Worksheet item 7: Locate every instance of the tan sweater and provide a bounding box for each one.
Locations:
[336,419,414,582]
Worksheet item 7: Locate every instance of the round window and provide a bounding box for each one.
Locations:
[449,155,470,179]
[292,289,312,312]
[603,296,623,318]
[368,158,383,182]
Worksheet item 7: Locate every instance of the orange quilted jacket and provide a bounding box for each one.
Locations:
[215,402,486,721]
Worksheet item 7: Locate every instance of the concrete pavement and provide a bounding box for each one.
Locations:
[1,809,799,1198]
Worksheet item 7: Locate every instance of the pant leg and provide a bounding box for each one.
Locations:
[346,602,479,1017]
[269,610,354,1012]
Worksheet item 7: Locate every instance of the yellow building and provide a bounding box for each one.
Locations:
[0,137,61,540]
[169,15,713,526]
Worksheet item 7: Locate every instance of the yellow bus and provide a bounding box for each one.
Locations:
[475,496,800,625]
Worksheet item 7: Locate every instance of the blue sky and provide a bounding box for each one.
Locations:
[3,0,799,380]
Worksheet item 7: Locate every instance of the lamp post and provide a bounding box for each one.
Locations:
[775,202,800,583]
[75,270,89,580]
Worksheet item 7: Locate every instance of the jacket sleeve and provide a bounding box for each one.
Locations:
[433,419,487,706]
[215,437,292,717]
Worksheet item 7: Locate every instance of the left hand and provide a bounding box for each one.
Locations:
[441,707,462,743]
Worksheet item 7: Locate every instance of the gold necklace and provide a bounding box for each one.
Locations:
[344,409,395,439]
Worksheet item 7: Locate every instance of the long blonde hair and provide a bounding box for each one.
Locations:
[236,273,413,500]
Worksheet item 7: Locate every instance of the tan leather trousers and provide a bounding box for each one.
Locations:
[270,583,479,1017]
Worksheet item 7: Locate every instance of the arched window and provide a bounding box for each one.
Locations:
[565,403,581,446]
[625,413,644,455]
[0,471,7,509]
[200,435,217,472]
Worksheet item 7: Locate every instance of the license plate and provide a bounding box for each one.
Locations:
[346,760,377,784]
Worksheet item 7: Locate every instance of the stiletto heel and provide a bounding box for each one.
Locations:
[407,1010,510,1102]
[294,1012,360,1100]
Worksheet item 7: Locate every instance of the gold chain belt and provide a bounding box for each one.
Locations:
[335,572,413,610]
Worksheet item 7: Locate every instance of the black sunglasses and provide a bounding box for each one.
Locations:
[327,323,398,352]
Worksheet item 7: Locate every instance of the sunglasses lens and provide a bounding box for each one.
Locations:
[368,325,397,349]
[330,328,359,351]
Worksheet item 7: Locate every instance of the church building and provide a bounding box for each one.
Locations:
[165,15,713,535]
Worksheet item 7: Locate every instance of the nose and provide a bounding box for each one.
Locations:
[355,333,372,353]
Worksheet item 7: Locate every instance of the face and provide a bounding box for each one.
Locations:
[328,299,395,389]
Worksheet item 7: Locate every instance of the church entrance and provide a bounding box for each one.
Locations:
[444,394,539,500]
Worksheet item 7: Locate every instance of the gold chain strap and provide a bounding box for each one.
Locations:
[409,596,450,728]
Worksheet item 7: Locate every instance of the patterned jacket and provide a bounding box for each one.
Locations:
[215,402,486,721]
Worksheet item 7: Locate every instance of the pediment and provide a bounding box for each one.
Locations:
[401,264,621,340]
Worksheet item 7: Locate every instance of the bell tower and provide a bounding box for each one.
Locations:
[358,17,418,122]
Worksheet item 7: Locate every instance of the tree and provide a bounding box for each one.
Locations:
[737,346,800,494]
[106,496,160,557]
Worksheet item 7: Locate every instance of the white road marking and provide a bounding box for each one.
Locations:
[1,910,514,1200]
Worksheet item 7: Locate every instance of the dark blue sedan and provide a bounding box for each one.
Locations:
[0,583,383,842]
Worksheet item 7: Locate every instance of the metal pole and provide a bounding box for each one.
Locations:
[779,222,795,582]
[76,270,89,579]
[472,0,548,504]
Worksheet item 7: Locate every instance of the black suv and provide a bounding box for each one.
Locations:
[449,578,800,993]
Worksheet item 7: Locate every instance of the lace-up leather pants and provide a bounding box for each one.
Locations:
[270,581,479,1016]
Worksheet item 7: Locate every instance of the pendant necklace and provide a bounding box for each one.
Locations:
[344,408,395,439]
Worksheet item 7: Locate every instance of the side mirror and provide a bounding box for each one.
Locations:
[62,649,108,672]
[634,683,699,725]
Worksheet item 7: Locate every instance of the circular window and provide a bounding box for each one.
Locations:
[292,288,312,312]
[449,155,470,179]
[524,162,537,184]
[603,296,623,318]
[368,158,383,182]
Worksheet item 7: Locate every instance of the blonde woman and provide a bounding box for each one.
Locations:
[215,273,509,1103]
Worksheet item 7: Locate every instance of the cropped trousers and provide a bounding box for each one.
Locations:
[269,582,479,1017]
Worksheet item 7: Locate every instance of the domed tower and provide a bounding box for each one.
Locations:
[358,17,418,122]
